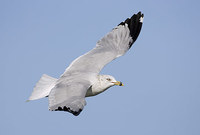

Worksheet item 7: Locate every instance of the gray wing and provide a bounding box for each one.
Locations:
[48,12,144,116]
[49,74,91,116]
[62,12,144,74]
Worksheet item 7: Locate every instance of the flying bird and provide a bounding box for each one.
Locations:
[28,12,144,116]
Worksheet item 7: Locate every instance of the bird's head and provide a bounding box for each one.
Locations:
[99,75,124,89]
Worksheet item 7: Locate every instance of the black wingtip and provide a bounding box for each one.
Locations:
[55,106,82,116]
[118,11,144,48]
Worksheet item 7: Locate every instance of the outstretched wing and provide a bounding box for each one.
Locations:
[63,12,144,75]
[48,12,144,116]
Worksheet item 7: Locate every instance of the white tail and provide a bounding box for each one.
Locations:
[28,74,58,101]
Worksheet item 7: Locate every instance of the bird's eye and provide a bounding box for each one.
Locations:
[106,78,111,81]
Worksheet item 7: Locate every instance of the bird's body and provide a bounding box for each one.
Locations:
[28,12,144,116]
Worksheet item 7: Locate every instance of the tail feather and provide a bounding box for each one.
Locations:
[28,74,58,101]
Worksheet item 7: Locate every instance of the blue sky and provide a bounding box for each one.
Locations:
[1,0,200,135]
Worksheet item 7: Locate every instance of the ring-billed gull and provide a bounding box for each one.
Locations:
[28,12,144,116]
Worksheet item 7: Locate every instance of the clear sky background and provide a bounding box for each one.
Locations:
[1,0,200,135]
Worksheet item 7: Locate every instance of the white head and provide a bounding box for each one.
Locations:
[99,75,124,89]
[86,74,124,97]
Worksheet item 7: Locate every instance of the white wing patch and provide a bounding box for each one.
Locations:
[140,16,144,23]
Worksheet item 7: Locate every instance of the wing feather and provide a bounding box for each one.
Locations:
[49,76,91,116]
[62,12,144,75]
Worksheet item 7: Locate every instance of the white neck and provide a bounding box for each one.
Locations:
[85,75,115,97]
